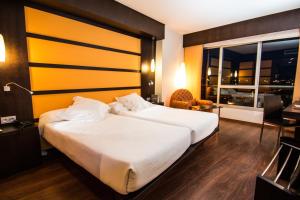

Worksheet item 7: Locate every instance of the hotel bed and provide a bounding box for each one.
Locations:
[40,113,191,195]
[118,105,219,144]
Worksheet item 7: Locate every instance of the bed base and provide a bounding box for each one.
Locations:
[49,128,218,200]
[115,127,219,200]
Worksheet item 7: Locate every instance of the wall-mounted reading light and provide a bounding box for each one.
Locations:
[4,82,34,95]
[0,34,5,62]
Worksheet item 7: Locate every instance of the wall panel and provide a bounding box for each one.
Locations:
[24,5,142,117]
[184,45,203,99]
[30,67,140,91]
[25,7,141,53]
[27,37,140,70]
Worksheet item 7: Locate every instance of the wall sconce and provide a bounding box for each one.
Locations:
[174,62,187,88]
[141,63,149,73]
[3,82,34,95]
[234,70,238,78]
[0,34,5,62]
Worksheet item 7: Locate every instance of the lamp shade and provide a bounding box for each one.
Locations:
[0,34,5,62]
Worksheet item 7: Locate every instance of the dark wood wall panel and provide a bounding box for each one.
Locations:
[184,8,300,47]
[29,0,165,40]
[141,37,155,99]
[0,0,33,121]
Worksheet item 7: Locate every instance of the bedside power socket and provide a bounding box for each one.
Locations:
[1,116,17,124]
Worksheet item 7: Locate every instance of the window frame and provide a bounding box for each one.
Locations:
[208,35,299,110]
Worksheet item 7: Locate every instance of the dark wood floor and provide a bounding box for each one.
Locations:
[0,119,283,200]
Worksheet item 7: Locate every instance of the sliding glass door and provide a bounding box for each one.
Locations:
[202,37,299,109]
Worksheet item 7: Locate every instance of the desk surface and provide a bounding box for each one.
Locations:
[283,101,300,120]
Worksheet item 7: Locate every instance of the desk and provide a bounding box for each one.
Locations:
[282,101,300,141]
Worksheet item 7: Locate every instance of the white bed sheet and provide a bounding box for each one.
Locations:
[119,105,218,144]
[42,114,191,194]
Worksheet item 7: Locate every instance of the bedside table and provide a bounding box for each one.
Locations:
[0,125,41,178]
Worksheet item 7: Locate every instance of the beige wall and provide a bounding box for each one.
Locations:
[184,45,203,99]
[158,26,184,105]
[293,41,300,102]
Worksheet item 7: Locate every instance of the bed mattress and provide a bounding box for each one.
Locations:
[42,114,191,194]
[119,105,218,144]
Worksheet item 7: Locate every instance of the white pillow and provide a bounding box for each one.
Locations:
[38,108,66,135]
[109,102,128,114]
[61,96,110,121]
[116,93,152,111]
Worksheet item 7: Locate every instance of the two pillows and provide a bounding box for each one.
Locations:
[40,93,150,123]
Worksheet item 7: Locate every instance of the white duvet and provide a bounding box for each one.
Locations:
[119,105,218,144]
[42,114,191,194]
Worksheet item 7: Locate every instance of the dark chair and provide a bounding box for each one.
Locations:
[260,95,300,144]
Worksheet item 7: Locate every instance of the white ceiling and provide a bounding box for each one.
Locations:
[116,0,300,34]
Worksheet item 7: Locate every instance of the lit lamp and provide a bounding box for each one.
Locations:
[0,34,5,62]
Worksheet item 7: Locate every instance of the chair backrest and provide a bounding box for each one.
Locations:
[170,89,193,102]
[263,95,283,120]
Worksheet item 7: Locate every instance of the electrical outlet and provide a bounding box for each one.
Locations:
[1,116,16,124]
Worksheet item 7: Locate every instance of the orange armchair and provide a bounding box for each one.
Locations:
[170,89,213,111]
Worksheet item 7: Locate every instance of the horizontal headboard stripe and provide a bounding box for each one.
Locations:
[32,86,141,95]
[32,89,141,118]
[25,6,141,53]
[27,37,141,70]
[29,63,141,73]
[30,67,140,91]
[27,33,141,56]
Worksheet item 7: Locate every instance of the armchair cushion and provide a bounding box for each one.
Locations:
[195,99,213,106]
[170,100,192,110]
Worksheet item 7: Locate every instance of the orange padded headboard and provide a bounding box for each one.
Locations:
[24,6,141,118]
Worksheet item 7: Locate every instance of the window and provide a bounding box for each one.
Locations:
[202,37,299,109]
[222,44,257,86]
[257,38,299,108]
[202,48,219,103]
